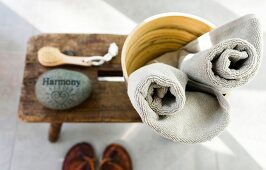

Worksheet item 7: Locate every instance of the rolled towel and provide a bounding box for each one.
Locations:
[179,14,263,92]
[128,63,230,143]
[180,38,258,92]
[128,63,188,116]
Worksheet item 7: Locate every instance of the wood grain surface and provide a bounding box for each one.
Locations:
[19,34,141,123]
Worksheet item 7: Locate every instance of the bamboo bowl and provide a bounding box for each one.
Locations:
[121,12,215,81]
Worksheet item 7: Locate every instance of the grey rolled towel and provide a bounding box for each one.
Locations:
[128,63,188,116]
[128,63,230,143]
[179,14,263,93]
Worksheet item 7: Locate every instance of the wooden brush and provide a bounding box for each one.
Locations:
[38,43,118,67]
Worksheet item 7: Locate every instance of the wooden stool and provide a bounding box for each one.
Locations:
[19,34,141,143]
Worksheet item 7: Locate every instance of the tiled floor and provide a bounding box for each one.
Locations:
[0,0,265,170]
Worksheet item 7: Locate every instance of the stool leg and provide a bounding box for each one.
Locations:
[49,123,62,143]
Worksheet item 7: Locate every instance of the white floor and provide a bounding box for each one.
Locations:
[0,0,266,170]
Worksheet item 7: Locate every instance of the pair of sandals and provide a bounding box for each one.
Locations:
[62,142,132,170]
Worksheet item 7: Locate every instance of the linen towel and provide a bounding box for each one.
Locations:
[149,14,263,93]
[128,63,188,116]
[128,63,230,143]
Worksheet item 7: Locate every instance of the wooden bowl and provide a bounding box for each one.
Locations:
[121,12,215,81]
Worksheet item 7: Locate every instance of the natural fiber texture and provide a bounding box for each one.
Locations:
[179,14,263,93]
[127,14,262,143]
[128,63,188,116]
[128,63,230,143]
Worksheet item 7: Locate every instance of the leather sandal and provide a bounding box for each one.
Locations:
[99,144,132,170]
[62,142,96,170]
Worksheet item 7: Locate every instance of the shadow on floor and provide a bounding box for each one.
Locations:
[0,0,264,169]
[59,123,263,170]
[0,1,40,170]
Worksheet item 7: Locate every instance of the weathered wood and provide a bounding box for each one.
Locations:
[49,123,62,142]
[19,34,141,123]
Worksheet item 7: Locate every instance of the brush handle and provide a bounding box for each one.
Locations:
[38,43,118,67]
[63,56,93,66]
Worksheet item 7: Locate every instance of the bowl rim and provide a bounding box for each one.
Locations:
[121,12,215,81]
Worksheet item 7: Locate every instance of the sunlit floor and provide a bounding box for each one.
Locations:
[0,0,266,170]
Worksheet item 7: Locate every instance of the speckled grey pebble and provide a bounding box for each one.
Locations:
[35,69,91,110]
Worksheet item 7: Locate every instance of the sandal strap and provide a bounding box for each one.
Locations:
[69,155,95,170]
[100,159,124,170]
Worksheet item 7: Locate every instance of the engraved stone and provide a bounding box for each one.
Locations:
[35,69,91,110]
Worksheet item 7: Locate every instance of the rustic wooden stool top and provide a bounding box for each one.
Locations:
[18,34,141,142]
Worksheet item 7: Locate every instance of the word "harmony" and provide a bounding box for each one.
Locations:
[42,78,81,87]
